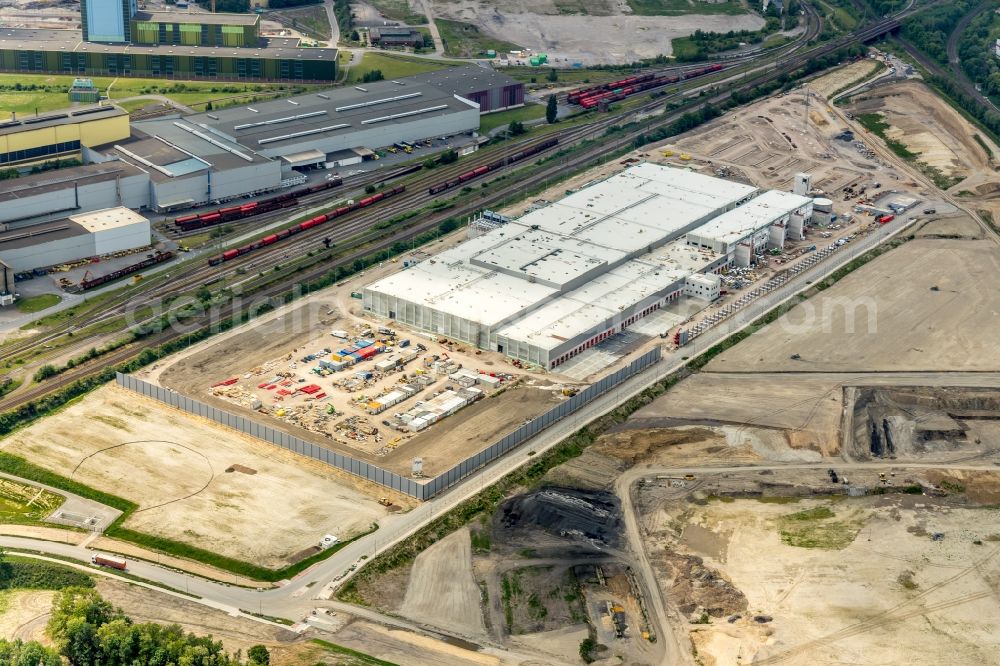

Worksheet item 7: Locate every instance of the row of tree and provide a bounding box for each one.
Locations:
[957,7,1000,101]
[0,587,274,666]
[900,0,977,66]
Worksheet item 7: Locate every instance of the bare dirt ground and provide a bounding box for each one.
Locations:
[0,590,55,644]
[0,525,87,544]
[381,381,561,476]
[430,0,764,64]
[330,620,502,665]
[645,496,1000,665]
[1,387,388,568]
[912,213,984,239]
[849,80,1000,191]
[807,59,881,98]
[708,239,1000,373]
[399,527,486,639]
[629,373,844,456]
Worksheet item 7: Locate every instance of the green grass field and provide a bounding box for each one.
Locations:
[436,19,521,58]
[345,52,460,82]
[15,294,62,314]
[0,73,313,118]
[627,0,749,16]
[479,104,546,134]
[0,478,63,525]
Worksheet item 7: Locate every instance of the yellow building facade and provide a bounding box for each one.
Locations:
[0,108,130,168]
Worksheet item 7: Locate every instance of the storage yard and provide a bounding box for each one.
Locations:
[0,387,392,567]
[151,291,565,478]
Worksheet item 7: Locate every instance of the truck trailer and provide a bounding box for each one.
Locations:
[92,554,127,570]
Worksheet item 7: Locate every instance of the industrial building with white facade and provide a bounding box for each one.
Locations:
[0,207,151,272]
[363,163,812,370]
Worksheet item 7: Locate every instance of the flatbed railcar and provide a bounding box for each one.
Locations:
[207,185,406,266]
[427,138,559,196]
[78,251,175,291]
[173,177,343,232]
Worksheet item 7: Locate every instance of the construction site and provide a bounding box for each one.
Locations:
[327,64,1000,664]
[347,486,664,664]
[149,292,570,479]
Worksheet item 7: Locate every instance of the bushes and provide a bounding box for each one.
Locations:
[0,557,94,590]
[32,365,59,382]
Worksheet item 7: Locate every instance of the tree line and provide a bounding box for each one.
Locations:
[0,586,274,666]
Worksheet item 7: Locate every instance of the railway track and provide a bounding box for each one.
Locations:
[1,4,916,410]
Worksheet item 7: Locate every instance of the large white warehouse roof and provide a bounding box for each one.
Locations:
[685,189,812,247]
[494,240,720,351]
[515,163,757,256]
[366,163,756,327]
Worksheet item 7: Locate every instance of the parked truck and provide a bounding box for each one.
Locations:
[92,554,127,570]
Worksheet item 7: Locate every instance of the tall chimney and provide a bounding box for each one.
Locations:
[211,0,216,11]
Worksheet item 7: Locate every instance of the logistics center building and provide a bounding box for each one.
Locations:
[363,163,812,370]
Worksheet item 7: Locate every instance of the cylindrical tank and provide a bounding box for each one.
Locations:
[813,197,834,213]
[811,210,832,225]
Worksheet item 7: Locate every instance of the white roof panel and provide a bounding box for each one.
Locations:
[687,190,812,245]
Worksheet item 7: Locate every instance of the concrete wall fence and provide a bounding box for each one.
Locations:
[115,346,660,500]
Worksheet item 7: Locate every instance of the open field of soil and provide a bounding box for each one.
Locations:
[429,0,763,64]
[630,373,844,456]
[707,239,1000,373]
[912,213,985,239]
[641,496,1000,665]
[807,58,881,98]
[399,527,487,639]
[0,590,55,644]
[1,387,388,568]
[848,81,1000,190]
